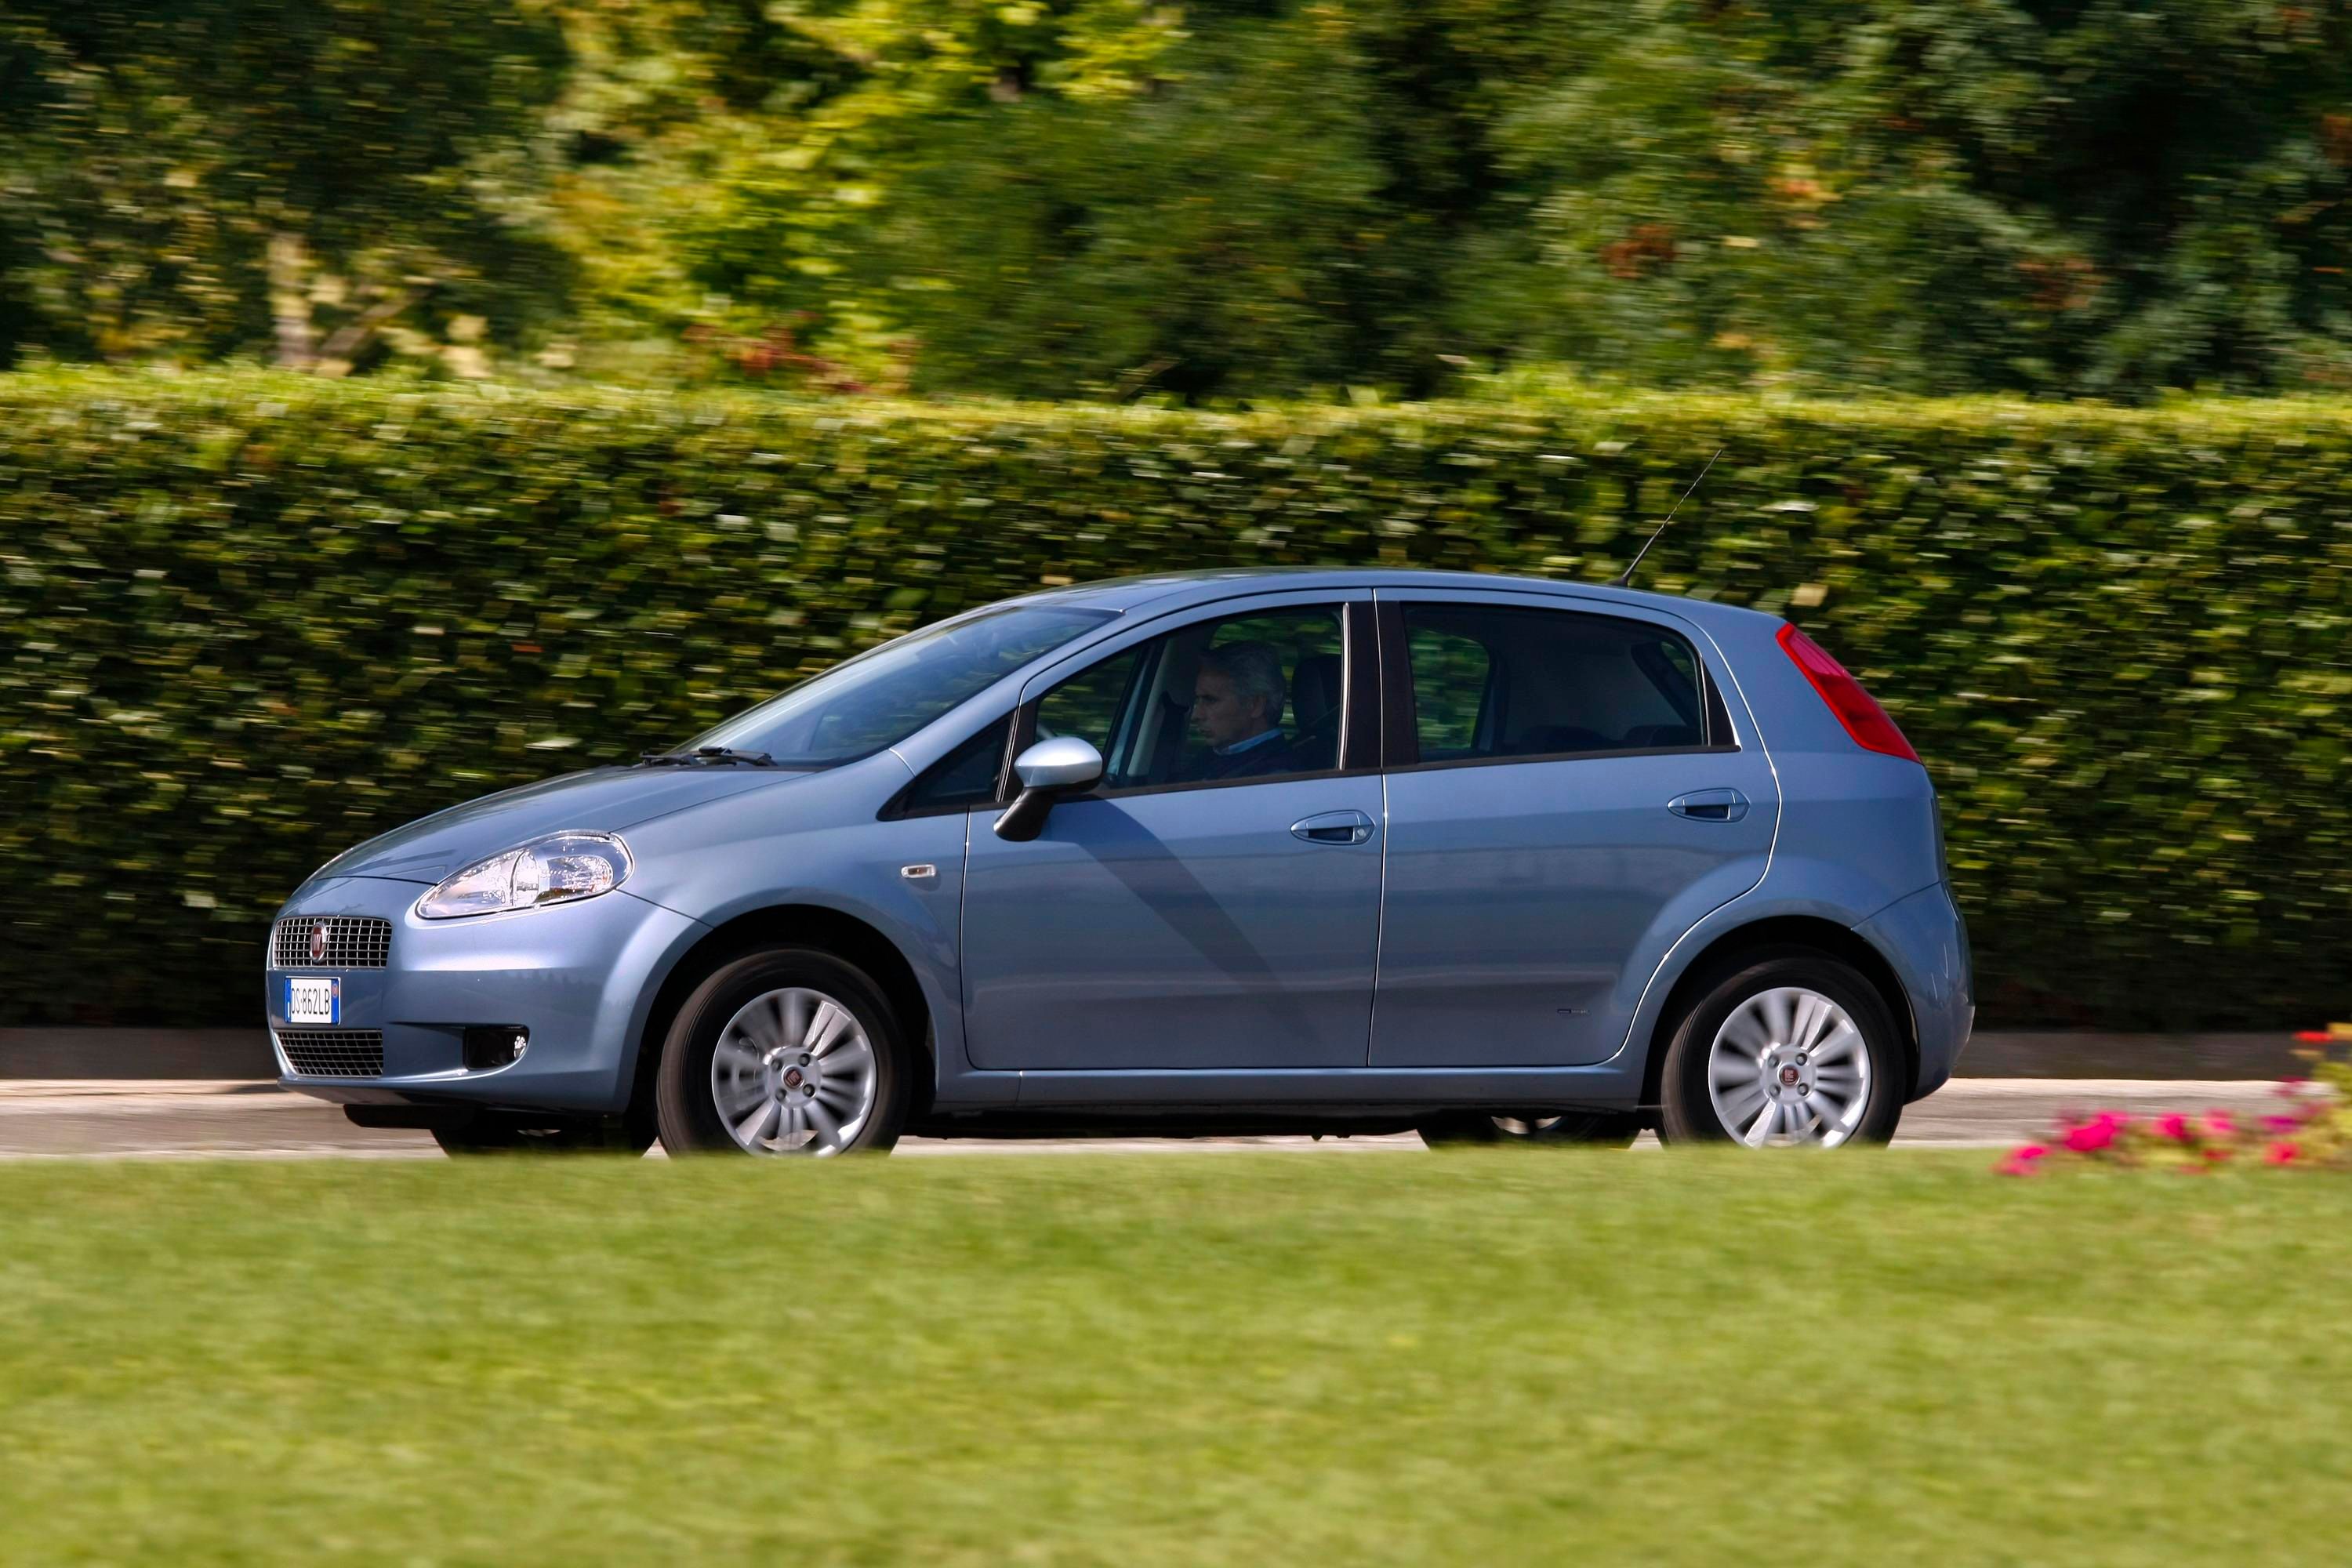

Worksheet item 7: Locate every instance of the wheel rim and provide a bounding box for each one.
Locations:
[710,988,877,1156]
[1705,986,1871,1148]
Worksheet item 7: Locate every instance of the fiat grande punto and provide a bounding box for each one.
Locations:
[267,569,1971,1155]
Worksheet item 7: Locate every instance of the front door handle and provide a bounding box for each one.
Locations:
[1290,809,1377,846]
[1668,788,1750,823]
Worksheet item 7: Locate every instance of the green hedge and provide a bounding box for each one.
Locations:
[4,372,2348,1032]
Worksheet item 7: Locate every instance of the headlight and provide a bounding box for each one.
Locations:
[416,832,632,920]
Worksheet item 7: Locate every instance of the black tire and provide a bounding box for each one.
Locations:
[1656,946,1904,1147]
[654,946,909,1157]
[431,1113,655,1156]
[1418,1110,1642,1149]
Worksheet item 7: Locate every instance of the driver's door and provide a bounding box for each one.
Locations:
[959,593,1385,1072]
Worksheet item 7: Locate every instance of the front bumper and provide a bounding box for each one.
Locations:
[265,877,703,1115]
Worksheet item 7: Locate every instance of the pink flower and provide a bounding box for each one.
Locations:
[2154,1113,2192,1143]
[2063,1118,2122,1153]
[2204,1112,2237,1138]
[2262,1114,2301,1134]
[1995,1143,2049,1176]
[2265,1141,2302,1167]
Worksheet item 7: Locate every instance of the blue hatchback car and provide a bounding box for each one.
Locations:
[268,569,1971,1156]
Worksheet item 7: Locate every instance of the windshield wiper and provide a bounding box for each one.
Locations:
[637,746,779,768]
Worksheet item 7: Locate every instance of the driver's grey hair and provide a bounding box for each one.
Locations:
[1200,641,1286,726]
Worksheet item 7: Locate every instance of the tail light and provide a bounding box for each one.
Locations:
[1776,623,1920,764]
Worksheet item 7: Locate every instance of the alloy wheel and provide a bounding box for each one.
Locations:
[710,987,878,1156]
[1704,985,1872,1148]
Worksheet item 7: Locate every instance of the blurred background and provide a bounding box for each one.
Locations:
[1,0,2347,1034]
[8,0,2352,397]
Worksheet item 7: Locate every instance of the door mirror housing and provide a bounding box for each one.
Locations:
[994,736,1105,841]
[1011,735,1105,793]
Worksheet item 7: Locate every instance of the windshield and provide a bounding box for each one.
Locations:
[681,605,1114,766]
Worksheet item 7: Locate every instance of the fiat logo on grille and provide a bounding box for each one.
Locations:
[308,922,328,964]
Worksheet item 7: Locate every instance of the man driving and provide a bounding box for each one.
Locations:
[1181,641,1295,782]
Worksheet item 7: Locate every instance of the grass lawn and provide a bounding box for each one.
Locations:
[3,1150,2348,1566]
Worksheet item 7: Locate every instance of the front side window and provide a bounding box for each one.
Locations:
[1401,604,1710,764]
[1031,604,1348,791]
[683,605,1112,767]
[898,713,1014,814]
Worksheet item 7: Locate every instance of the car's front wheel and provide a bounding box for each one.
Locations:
[655,948,909,1157]
[1656,948,1904,1148]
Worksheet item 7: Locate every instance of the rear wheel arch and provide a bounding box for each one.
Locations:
[1638,916,1917,1109]
[626,905,938,1127]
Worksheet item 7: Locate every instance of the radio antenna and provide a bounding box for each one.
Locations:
[1615,448,1721,589]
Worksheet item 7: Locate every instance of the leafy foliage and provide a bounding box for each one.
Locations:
[1475,0,2352,397]
[0,0,571,373]
[9,2,2351,398]
[3,372,2347,1029]
[523,0,2352,398]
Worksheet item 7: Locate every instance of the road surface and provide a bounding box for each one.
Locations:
[0,1079,2299,1160]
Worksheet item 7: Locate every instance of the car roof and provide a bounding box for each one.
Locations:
[1000,567,1775,630]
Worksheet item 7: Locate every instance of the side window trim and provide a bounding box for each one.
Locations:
[1011,595,1374,800]
[1340,601,1382,773]
[1374,596,1741,772]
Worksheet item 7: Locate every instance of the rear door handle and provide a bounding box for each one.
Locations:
[1668,788,1749,823]
[1290,809,1377,846]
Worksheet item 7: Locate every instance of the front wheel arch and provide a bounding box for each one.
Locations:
[626,904,938,1131]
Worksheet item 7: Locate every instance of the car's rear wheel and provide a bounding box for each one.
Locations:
[1657,948,1904,1148]
[1418,1111,1641,1149]
[655,948,908,1157]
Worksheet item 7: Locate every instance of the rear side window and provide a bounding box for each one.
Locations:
[1399,604,1715,764]
[1406,627,1492,757]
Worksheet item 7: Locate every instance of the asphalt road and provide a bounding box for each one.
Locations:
[0,1079,2299,1160]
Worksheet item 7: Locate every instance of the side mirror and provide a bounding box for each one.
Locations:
[993,736,1104,842]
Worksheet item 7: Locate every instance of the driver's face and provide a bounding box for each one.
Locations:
[1191,670,1269,750]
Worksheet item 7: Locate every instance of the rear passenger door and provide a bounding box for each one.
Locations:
[1367,592,1777,1068]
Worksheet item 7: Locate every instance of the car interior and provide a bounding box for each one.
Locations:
[1039,606,1346,789]
[987,601,1719,806]
[1402,605,1708,762]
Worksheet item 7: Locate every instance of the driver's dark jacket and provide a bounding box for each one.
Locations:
[1176,731,1297,783]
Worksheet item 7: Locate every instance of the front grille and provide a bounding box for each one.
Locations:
[272,916,393,970]
[277,1029,385,1078]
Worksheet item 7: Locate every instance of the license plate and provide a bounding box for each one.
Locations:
[285,976,339,1025]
